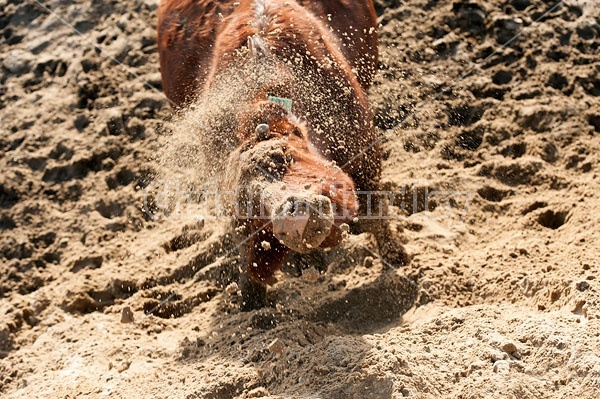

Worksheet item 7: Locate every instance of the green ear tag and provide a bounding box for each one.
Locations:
[268,96,293,112]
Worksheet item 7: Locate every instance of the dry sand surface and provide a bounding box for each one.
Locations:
[1,0,600,398]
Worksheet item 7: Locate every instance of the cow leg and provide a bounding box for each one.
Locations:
[374,222,411,269]
[239,270,267,311]
[355,191,410,268]
[284,250,327,277]
[239,231,290,311]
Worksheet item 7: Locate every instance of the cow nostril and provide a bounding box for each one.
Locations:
[276,196,302,219]
[287,199,297,214]
[271,194,334,253]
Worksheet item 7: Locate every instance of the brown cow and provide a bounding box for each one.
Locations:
[157,0,408,309]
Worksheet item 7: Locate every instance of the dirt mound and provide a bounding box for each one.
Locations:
[1,0,599,398]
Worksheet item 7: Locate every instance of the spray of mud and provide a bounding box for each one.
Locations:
[151,56,291,221]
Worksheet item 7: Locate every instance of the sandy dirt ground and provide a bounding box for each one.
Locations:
[1,0,599,398]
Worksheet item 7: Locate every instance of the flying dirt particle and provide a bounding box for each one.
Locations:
[363,256,374,268]
[120,306,135,323]
[340,223,350,232]
[225,282,239,295]
[501,342,517,355]
[518,248,529,256]
[268,338,285,355]
[576,281,590,292]
[117,360,132,373]
[261,240,272,250]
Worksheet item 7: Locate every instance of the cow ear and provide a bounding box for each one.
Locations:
[255,124,270,140]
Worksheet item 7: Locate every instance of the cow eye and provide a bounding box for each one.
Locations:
[255,124,270,140]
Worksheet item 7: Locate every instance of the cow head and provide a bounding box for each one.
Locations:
[225,100,358,255]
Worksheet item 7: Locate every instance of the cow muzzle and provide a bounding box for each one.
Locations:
[271,194,334,253]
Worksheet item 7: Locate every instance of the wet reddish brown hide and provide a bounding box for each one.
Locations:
[158,1,380,288]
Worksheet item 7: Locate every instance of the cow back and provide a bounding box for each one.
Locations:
[158,0,378,107]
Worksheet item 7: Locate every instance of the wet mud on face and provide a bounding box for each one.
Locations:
[1,0,600,398]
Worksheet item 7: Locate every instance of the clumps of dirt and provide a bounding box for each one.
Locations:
[155,59,289,199]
